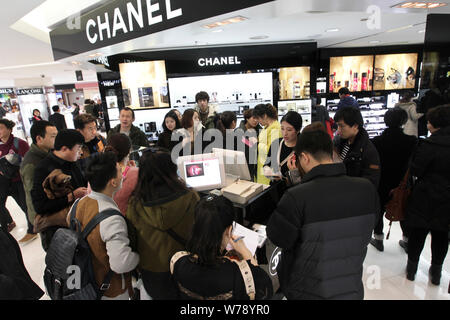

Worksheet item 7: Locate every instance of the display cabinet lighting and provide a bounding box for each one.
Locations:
[393,2,447,9]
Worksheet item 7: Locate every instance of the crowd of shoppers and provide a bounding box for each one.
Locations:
[1,87,449,301]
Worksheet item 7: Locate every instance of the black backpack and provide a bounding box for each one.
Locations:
[43,199,123,300]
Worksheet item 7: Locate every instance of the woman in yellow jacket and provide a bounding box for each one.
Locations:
[254,104,282,185]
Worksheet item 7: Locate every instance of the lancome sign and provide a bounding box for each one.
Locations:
[49,0,274,60]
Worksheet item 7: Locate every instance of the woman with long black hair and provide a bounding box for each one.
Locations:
[170,195,273,300]
[157,110,181,151]
[126,148,200,299]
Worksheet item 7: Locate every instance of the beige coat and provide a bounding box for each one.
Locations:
[396,102,423,137]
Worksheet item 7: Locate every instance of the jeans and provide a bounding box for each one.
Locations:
[408,227,449,265]
[0,179,34,234]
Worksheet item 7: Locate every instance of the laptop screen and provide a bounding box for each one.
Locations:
[183,157,223,190]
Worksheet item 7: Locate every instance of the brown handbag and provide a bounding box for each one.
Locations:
[384,168,411,239]
[33,169,73,233]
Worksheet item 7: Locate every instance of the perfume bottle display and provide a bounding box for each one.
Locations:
[329,55,374,93]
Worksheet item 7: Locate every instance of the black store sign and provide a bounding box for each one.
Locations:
[0,88,14,95]
[50,0,274,60]
[16,88,44,95]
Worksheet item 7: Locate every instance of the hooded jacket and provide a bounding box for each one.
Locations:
[267,163,378,300]
[406,126,450,231]
[126,188,199,272]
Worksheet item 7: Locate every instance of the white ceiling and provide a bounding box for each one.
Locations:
[1,0,450,86]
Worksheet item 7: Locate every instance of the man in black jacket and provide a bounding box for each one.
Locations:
[333,107,380,188]
[267,130,379,300]
[48,105,67,131]
[0,224,44,300]
[30,129,88,251]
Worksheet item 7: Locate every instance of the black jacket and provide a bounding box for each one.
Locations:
[406,126,450,231]
[267,163,378,300]
[334,128,381,188]
[31,152,87,216]
[0,226,44,300]
[48,113,67,131]
[108,124,149,147]
[371,128,418,205]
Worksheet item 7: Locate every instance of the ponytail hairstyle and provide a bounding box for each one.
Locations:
[215,111,237,136]
[105,133,132,163]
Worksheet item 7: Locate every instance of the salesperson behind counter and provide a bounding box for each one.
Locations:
[263,111,303,196]
[253,104,281,185]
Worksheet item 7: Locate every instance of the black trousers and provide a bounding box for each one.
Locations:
[408,227,449,266]
[0,179,34,234]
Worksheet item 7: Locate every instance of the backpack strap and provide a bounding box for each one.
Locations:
[81,209,123,239]
[170,251,190,274]
[80,208,124,297]
[233,259,256,300]
[69,199,81,231]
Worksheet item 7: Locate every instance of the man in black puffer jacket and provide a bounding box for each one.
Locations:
[333,107,380,188]
[267,130,379,300]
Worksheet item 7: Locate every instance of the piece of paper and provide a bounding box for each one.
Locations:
[231,222,262,256]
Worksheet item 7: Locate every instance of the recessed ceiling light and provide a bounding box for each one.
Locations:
[326,28,340,32]
[203,16,247,29]
[392,2,447,9]
[249,35,269,40]
[212,29,223,33]
[418,29,426,33]
[369,40,381,44]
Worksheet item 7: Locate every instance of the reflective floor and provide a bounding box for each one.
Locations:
[7,197,449,300]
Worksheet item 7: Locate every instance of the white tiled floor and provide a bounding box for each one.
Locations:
[6,197,450,300]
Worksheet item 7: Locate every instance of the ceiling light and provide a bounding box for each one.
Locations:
[326,28,340,32]
[387,25,414,32]
[203,16,247,29]
[369,40,381,44]
[249,35,269,40]
[393,2,447,9]
[212,29,223,33]
[418,29,426,33]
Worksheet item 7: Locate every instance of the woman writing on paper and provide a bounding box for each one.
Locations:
[170,195,273,300]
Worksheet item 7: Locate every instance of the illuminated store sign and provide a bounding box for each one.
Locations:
[49,0,274,60]
[16,88,44,95]
[198,56,242,67]
[0,88,14,95]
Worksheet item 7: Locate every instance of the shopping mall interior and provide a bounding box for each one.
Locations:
[0,0,449,303]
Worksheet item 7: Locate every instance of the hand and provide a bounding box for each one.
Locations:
[287,154,297,171]
[229,235,253,260]
[73,187,88,199]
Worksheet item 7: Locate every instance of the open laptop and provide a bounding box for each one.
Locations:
[212,148,252,182]
[177,153,226,192]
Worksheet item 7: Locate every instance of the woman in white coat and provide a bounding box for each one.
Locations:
[395,91,423,137]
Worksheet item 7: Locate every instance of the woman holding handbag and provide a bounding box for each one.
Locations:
[370,108,418,252]
[405,105,450,285]
[170,195,273,300]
